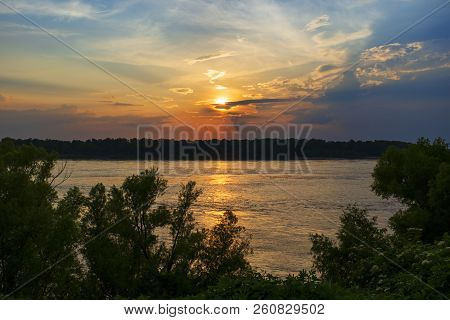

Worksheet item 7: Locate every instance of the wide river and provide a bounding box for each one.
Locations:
[56,160,400,276]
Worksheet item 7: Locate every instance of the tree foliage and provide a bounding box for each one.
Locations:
[0,140,251,299]
[310,138,450,299]
[372,137,450,241]
[0,140,83,298]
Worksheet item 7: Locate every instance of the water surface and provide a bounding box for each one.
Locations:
[57,160,399,275]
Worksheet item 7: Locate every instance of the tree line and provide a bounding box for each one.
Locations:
[5,138,409,160]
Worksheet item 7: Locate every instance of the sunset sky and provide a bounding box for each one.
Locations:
[0,0,449,140]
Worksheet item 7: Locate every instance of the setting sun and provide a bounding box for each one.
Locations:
[215,97,228,105]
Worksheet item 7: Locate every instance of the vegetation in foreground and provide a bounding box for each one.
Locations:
[0,138,449,299]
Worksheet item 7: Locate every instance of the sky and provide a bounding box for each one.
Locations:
[0,0,449,141]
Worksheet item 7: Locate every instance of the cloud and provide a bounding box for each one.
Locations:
[98,60,180,84]
[0,94,5,102]
[0,105,169,140]
[284,68,450,141]
[169,87,194,95]
[316,64,339,72]
[242,93,263,99]
[215,97,298,108]
[0,21,79,38]
[290,106,333,125]
[312,28,371,46]
[356,40,449,87]
[0,0,131,19]
[249,64,344,98]
[215,85,227,90]
[98,100,143,107]
[360,42,423,62]
[356,65,401,86]
[0,0,97,19]
[236,35,246,43]
[359,79,383,87]
[204,69,226,83]
[305,15,330,31]
[0,75,92,95]
[213,105,234,111]
[185,51,236,65]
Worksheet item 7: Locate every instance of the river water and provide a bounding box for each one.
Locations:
[56,159,399,275]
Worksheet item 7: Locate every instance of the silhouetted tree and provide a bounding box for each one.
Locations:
[0,140,83,298]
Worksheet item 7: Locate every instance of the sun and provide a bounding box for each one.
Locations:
[215,97,228,105]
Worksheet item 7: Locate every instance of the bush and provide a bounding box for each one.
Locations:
[194,270,362,299]
[310,204,450,299]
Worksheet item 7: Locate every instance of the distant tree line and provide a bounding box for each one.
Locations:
[4,138,409,160]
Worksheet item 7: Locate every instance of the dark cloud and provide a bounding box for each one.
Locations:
[213,104,234,111]
[217,97,298,108]
[169,87,194,95]
[291,107,333,125]
[317,64,339,73]
[0,76,92,95]
[289,68,450,141]
[98,100,143,107]
[363,0,450,49]
[0,105,169,140]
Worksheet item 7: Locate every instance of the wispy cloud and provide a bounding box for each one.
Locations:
[305,15,330,31]
[0,0,97,19]
[204,69,226,83]
[98,100,143,107]
[242,93,263,99]
[0,21,79,37]
[0,105,169,140]
[0,75,92,95]
[0,0,133,19]
[170,87,194,95]
[185,51,236,65]
[244,64,345,99]
[313,28,371,46]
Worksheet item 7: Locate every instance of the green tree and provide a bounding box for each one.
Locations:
[80,171,251,298]
[310,204,450,299]
[0,140,83,298]
[310,139,450,298]
[197,210,252,285]
[0,140,260,299]
[310,205,387,287]
[165,181,203,274]
[81,170,171,298]
[372,137,450,241]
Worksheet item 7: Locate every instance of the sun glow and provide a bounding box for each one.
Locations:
[215,97,228,105]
